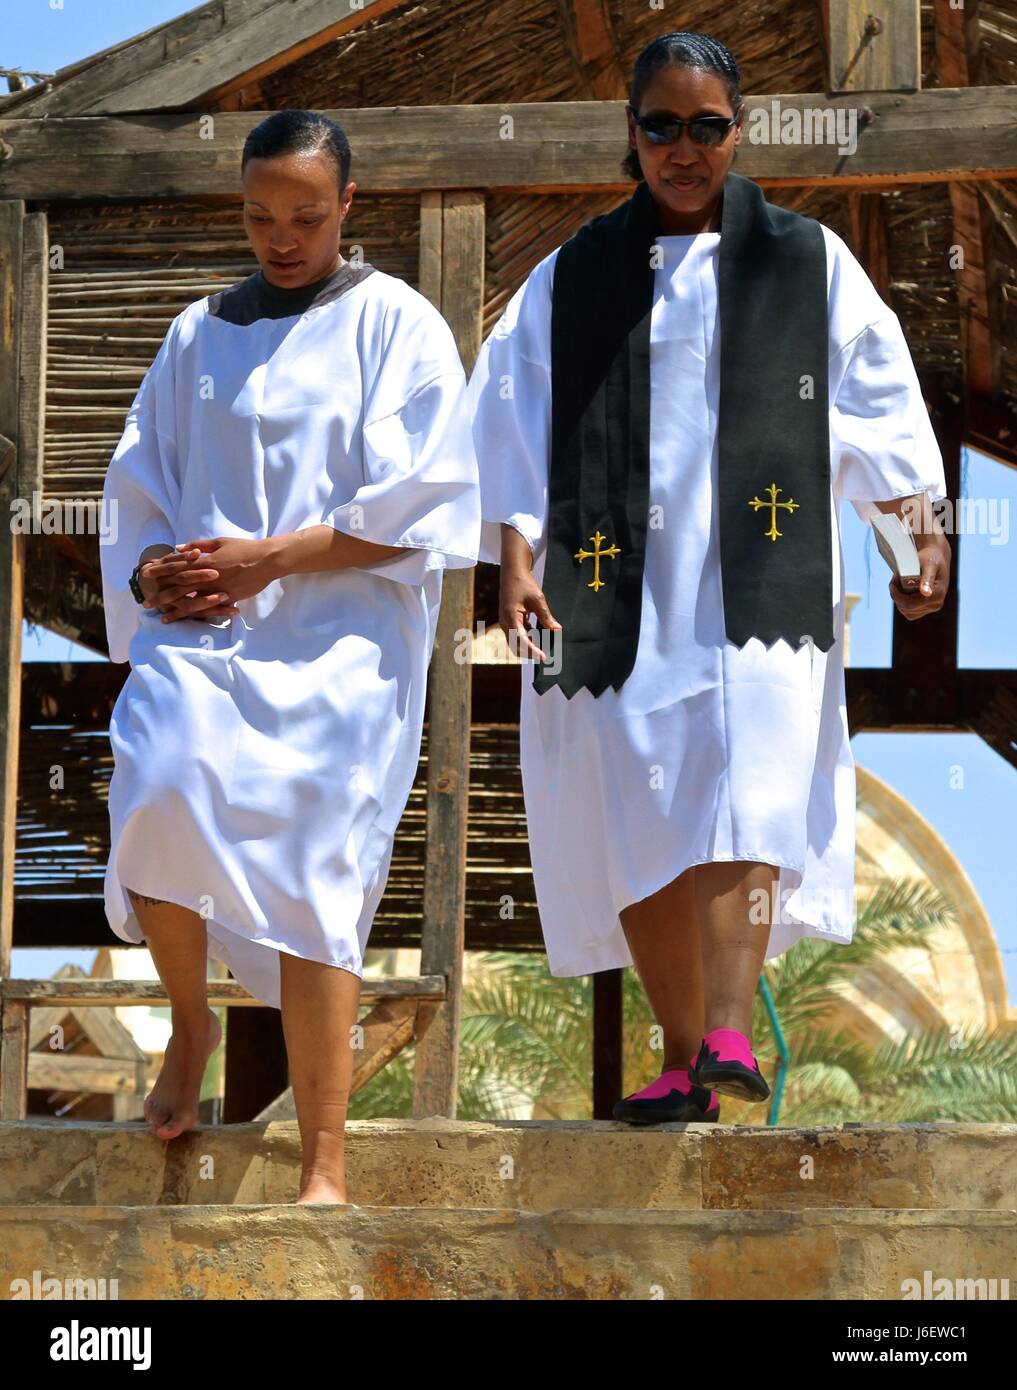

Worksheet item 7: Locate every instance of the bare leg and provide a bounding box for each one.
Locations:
[279,951,362,1205]
[694,861,777,1036]
[619,865,704,1073]
[125,887,222,1141]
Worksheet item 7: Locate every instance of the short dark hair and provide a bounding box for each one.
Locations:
[622,32,742,182]
[242,109,352,193]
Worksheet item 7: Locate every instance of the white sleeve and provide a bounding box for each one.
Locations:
[830,311,948,527]
[324,300,481,587]
[99,316,182,663]
[466,253,555,566]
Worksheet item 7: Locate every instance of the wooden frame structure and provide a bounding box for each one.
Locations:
[0,0,1014,1120]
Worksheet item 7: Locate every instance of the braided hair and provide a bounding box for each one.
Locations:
[622,32,742,181]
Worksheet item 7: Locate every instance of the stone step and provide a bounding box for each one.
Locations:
[1,1204,1013,1300]
[3,1118,1016,1210]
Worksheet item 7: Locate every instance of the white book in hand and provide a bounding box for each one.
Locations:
[870,511,921,581]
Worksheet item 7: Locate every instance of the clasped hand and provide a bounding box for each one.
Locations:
[139,536,278,623]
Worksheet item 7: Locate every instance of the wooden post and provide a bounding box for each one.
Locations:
[18,213,47,504]
[412,191,483,1118]
[827,0,921,92]
[222,1004,288,1123]
[592,969,624,1120]
[0,199,25,1118]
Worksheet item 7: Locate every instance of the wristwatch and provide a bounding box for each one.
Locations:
[128,563,146,604]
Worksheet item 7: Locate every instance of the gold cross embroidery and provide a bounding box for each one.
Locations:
[748,483,800,541]
[574,530,620,592]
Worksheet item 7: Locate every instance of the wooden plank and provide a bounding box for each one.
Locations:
[413,192,483,1120]
[0,998,27,1118]
[417,192,443,306]
[21,659,126,728]
[889,384,962,700]
[4,0,405,118]
[936,3,997,400]
[949,182,996,397]
[223,1003,287,1124]
[847,191,892,308]
[935,0,983,86]
[26,962,147,1062]
[592,968,623,1120]
[438,193,486,374]
[966,394,1017,473]
[846,669,1017,747]
[3,975,447,1006]
[28,964,88,1049]
[2,90,1017,200]
[828,0,921,92]
[27,1052,139,1093]
[968,681,1017,773]
[0,200,24,997]
[60,1005,149,1064]
[16,211,46,500]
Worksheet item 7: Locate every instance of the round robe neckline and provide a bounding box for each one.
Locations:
[253,257,350,304]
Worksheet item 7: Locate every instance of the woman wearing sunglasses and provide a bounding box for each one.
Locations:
[468,32,949,1124]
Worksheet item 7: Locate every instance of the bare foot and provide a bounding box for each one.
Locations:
[296,1173,353,1206]
[143,1008,222,1141]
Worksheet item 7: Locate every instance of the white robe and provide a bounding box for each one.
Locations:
[100,268,480,1009]
[467,223,947,976]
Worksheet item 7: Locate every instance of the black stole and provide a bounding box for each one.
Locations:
[534,170,832,699]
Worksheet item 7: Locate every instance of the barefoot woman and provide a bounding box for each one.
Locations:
[467,33,950,1122]
[100,110,479,1200]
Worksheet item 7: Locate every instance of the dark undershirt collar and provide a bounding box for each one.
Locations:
[208,257,377,325]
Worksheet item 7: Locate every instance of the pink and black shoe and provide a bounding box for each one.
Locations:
[689,1028,771,1103]
[612,1066,720,1125]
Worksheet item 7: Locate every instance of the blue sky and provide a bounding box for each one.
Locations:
[8,1,1017,1003]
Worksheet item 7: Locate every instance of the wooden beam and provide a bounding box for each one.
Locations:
[412,191,483,1120]
[935,3,998,402]
[20,659,125,728]
[0,200,24,996]
[557,0,627,100]
[28,1052,142,1094]
[17,211,46,501]
[1,0,405,118]
[847,669,1017,759]
[27,965,147,1061]
[828,0,921,92]
[890,385,962,702]
[592,969,623,1120]
[0,999,27,1118]
[966,393,1017,473]
[222,1003,287,1125]
[3,975,446,1006]
[2,90,1017,200]
[969,680,1017,773]
[847,190,893,308]
[947,185,996,399]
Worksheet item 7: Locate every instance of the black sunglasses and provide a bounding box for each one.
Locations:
[627,104,742,148]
